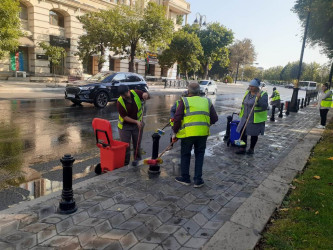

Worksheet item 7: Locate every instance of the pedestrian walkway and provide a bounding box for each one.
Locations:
[0,104,330,250]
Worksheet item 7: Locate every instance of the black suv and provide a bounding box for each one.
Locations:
[65,72,149,108]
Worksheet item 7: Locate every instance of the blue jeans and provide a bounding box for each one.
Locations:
[180,136,208,182]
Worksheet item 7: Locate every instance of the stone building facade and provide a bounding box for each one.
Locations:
[0,0,190,80]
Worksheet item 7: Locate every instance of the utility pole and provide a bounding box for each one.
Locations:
[290,0,312,112]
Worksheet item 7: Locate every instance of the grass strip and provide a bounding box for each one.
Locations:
[257,118,333,249]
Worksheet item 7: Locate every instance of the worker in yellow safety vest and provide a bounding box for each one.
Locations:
[317,83,332,129]
[236,78,268,155]
[117,85,149,165]
[270,87,281,110]
[172,83,218,188]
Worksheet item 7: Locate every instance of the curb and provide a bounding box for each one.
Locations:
[203,111,333,250]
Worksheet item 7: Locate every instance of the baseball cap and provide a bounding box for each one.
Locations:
[249,78,260,87]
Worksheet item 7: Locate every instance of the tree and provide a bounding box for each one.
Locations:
[243,66,261,81]
[184,23,234,79]
[39,42,66,83]
[293,0,333,59]
[263,66,283,82]
[293,0,333,85]
[0,0,24,59]
[228,39,256,83]
[159,30,203,80]
[116,2,174,72]
[280,62,301,82]
[77,10,122,72]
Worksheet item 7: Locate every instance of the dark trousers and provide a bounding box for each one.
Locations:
[320,109,329,126]
[240,127,258,149]
[118,123,144,165]
[180,136,208,182]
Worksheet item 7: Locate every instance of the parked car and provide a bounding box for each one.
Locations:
[65,72,149,108]
[284,83,294,89]
[199,80,217,95]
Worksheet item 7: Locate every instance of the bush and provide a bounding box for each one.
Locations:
[223,75,233,83]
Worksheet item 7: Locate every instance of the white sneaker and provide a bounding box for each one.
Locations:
[316,125,325,129]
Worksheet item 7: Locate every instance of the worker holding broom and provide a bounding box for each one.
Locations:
[235,78,268,155]
[172,82,218,188]
[117,85,150,166]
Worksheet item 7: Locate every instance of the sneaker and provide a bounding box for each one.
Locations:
[246,148,254,154]
[316,125,325,129]
[175,177,191,186]
[235,149,246,154]
[194,180,204,188]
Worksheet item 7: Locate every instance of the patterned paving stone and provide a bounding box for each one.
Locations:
[100,229,129,240]
[174,227,191,245]
[161,236,181,250]
[119,232,138,250]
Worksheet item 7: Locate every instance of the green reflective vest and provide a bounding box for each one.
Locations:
[239,90,268,123]
[271,90,280,101]
[176,96,211,138]
[117,90,142,129]
[320,90,333,108]
[170,100,180,127]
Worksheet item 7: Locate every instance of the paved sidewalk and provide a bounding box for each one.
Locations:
[0,104,330,250]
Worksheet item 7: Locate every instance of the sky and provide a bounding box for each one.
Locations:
[186,0,330,69]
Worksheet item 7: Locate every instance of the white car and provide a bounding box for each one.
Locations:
[199,80,217,95]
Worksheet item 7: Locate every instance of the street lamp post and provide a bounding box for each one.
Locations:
[193,13,206,28]
[290,0,312,112]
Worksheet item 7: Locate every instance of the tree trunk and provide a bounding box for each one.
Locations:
[235,62,240,83]
[98,45,105,72]
[129,42,137,73]
[185,69,188,80]
[203,62,209,79]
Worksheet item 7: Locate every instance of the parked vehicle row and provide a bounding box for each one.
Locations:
[65,72,149,108]
[65,72,220,108]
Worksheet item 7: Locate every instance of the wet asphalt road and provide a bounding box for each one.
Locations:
[0,83,306,210]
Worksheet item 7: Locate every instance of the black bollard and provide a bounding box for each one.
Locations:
[223,115,232,141]
[307,96,310,106]
[286,101,290,116]
[270,105,276,121]
[149,132,161,174]
[278,103,284,118]
[58,154,77,214]
[297,99,300,111]
[300,98,304,108]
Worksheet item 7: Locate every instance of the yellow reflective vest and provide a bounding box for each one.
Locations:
[176,96,211,138]
[271,90,280,101]
[239,90,268,123]
[117,90,142,129]
[320,90,332,108]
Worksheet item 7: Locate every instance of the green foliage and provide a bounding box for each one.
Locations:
[39,42,66,67]
[223,75,233,83]
[176,15,184,25]
[76,10,122,71]
[115,2,174,72]
[0,0,24,59]
[184,23,234,79]
[228,39,256,82]
[260,120,333,249]
[293,0,333,59]
[243,66,261,81]
[160,30,203,79]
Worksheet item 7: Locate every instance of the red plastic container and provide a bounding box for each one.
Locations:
[92,118,128,172]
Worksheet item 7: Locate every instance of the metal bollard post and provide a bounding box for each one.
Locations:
[286,101,290,116]
[149,132,161,174]
[278,103,284,118]
[223,115,232,141]
[270,105,276,121]
[307,96,310,106]
[58,154,77,214]
[300,98,304,108]
[297,99,300,111]
[304,97,307,107]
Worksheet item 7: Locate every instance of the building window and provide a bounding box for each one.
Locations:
[49,10,64,27]
[20,3,28,20]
